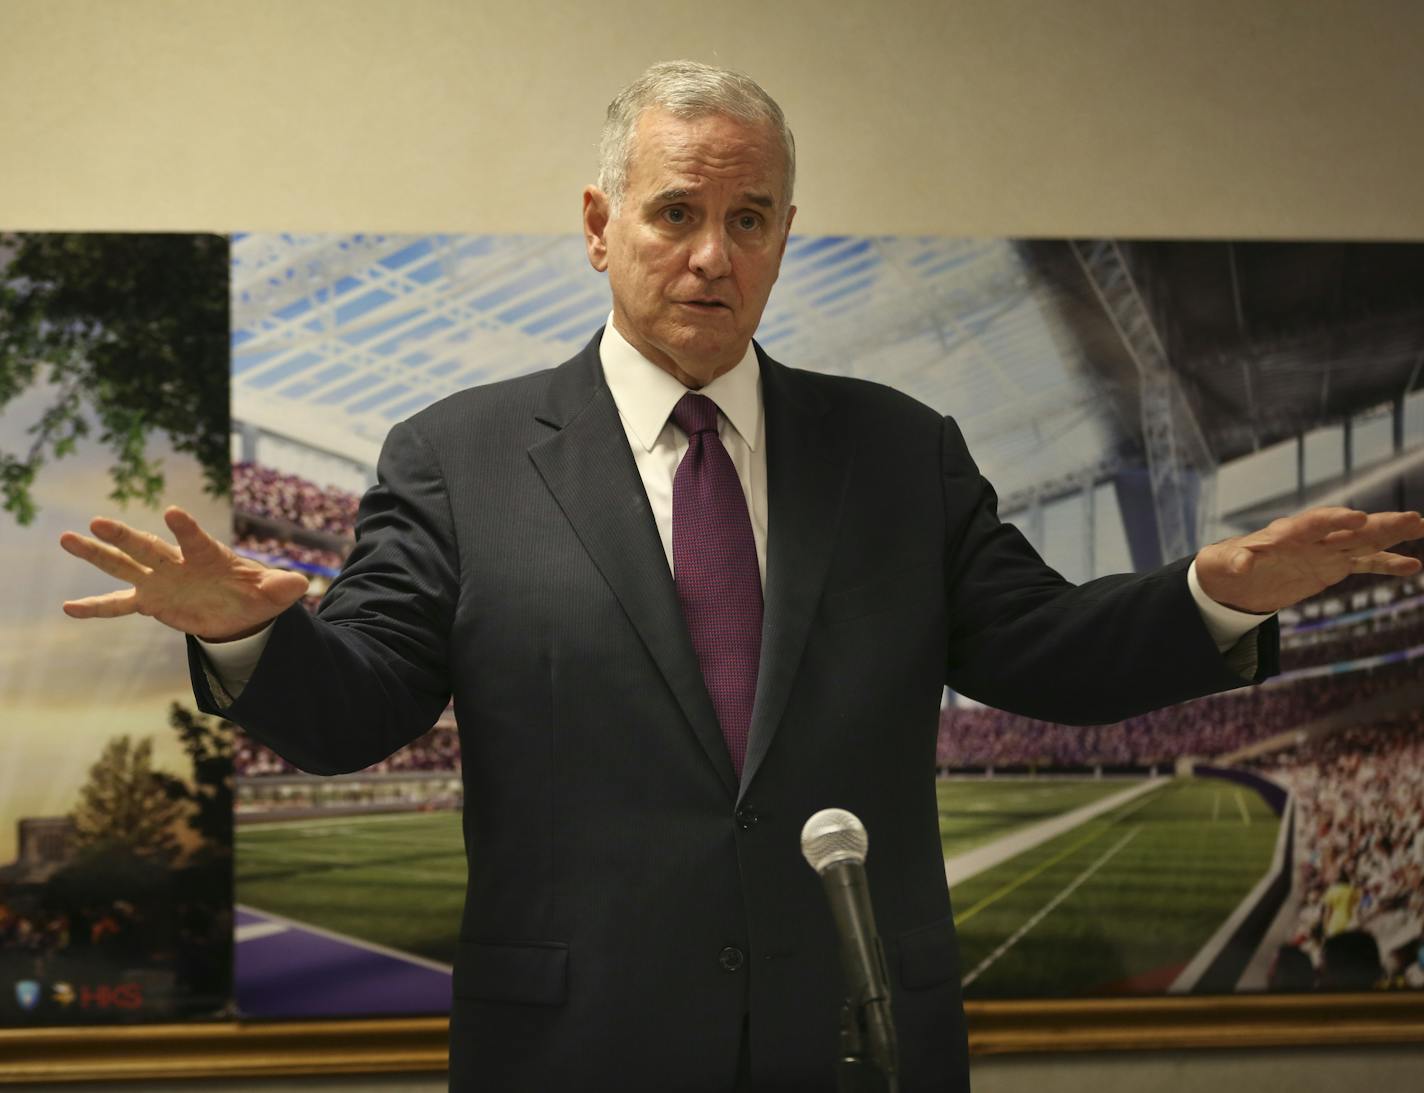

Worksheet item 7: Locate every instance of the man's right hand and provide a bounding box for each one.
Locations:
[59,505,310,642]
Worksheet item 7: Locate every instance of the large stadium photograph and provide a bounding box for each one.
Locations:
[227,233,1424,1017]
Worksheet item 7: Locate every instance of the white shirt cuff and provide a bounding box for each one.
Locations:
[1187,558,1274,653]
[196,624,274,700]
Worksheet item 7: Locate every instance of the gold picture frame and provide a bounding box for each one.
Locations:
[3,993,1423,1084]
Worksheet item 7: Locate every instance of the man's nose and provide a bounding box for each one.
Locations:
[689,224,732,280]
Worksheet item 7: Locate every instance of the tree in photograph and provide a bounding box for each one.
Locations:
[152,701,234,853]
[150,702,236,1005]
[0,232,229,525]
[67,734,184,862]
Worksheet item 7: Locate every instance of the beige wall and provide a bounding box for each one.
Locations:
[2,1,1420,1087]
[2,0,1423,237]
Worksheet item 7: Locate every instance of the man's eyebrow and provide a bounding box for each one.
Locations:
[646,188,778,209]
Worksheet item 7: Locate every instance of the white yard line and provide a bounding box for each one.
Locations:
[235,921,290,943]
[238,811,451,833]
[944,778,1165,887]
[1235,790,1251,825]
[960,826,1141,988]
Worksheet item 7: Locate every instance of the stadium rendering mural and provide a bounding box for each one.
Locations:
[6,232,1421,1034]
[227,233,1424,1017]
[0,233,233,1027]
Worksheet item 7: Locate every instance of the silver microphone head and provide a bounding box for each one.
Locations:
[800,808,868,874]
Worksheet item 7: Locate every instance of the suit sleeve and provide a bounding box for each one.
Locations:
[938,416,1279,725]
[187,418,459,774]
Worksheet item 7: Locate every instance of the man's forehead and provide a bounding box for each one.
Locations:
[627,110,786,201]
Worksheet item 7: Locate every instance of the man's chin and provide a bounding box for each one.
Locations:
[663,337,747,386]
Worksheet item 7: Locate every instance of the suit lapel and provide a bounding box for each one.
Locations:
[740,351,850,799]
[528,335,739,797]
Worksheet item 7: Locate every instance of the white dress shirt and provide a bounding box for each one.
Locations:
[600,318,767,586]
[200,320,1271,694]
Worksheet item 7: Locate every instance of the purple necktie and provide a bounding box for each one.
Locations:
[671,392,762,779]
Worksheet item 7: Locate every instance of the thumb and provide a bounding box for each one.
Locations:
[258,568,311,606]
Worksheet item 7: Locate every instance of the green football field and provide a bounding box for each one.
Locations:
[236,811,467,965]
[941,777,1280,998]
[237,776,1281,994]
[936,777,1129,858]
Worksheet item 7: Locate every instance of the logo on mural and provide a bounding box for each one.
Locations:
[14,980,41,1012]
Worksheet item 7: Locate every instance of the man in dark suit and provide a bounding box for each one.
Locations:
[61,61,1424,1091]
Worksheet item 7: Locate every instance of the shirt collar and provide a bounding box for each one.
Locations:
[599,316,762,452]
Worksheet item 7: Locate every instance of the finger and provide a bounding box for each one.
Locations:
[1361,510,1424,550]
[90,517,182,568]
[58,531,151,584]
[1323,512,1424,555]
[62,589,141,619]
[1271,507,1368,545]
[1350,551,1424,577]
[164,505,226,564]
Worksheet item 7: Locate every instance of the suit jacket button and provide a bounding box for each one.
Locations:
[718,946,745,972]
[735,806,759,830]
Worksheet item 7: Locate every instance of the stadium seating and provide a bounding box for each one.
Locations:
[232,462,360,536]
[1252,713,1424,987]
[937,660,1421,769]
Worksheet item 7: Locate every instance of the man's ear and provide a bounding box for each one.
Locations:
[583,186,611,272]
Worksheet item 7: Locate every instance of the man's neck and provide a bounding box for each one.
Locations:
[609,312,744,389]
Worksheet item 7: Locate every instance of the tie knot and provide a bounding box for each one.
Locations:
[672,392,721,438]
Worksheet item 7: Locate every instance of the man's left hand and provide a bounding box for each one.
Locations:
[1195,506,1424,615]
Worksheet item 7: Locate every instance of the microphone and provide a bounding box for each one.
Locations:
[801,808,899,1093]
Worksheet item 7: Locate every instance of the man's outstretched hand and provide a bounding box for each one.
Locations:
[1196,506,1424,615]
[59,505,310,642]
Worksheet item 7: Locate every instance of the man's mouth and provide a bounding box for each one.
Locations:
[680,300,729,310]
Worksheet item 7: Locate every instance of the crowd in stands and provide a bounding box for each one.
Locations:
[232,736,296,777]
[234,724,462,779]
[232,462,360,537]
[231,462,359,612]
[938,660,1419,769]
[234,534,346,573]
[1254,713,1424,989]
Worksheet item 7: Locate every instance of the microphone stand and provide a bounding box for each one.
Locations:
[836,995,898,1093]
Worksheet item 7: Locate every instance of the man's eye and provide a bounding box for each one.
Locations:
[734,214,761,231]
[663,208,687,224]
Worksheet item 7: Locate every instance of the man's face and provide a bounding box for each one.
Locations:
[583,107,796,387]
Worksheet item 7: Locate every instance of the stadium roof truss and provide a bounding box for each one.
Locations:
[229,232,1127,496]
